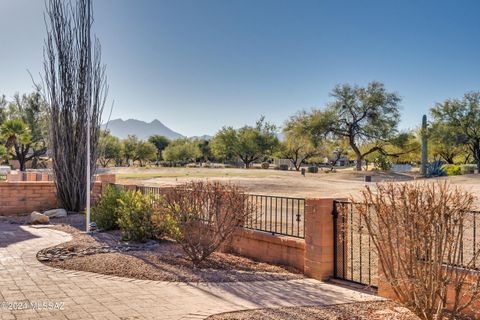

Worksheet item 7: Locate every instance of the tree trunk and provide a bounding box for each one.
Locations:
[349,134,363,171]
[355,153,363,171]
[472,141,480,174]
[14,144,27,172]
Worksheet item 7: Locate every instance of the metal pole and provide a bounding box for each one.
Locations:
[86,0,91,233]
[86,106,91,233]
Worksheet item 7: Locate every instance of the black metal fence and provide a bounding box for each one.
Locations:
[136,185,166,199]
[333,200,377,288]
[333,200,480,288]
[457,210,480,270]
[244,194,305,238]
[133,185,306,239]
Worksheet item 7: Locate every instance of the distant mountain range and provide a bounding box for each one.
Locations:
[102,118,211,140]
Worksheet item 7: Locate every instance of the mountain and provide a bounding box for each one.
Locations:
[190,135,213,141]
[103,118,184,140]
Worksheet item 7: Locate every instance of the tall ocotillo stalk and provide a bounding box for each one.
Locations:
[420,115,428,176]
[43,0,108,212]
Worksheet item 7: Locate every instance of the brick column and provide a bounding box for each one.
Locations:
[304,198,335,281]
[95,174,116,184]
[26,172,37,181]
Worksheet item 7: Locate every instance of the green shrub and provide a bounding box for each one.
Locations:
[91,184,126,231]
[307,166,318,173]
[261,162,269,169]
[117,191,155,242]
[373,154,392,171]
[461,164,477,175]
[442,164,462,176]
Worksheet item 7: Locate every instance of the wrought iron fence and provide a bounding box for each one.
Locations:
[245,194,305,238]
[133,185,306,239]
[457,210,480,270]
[333,200,480,288]
[136,185,166,199]
[333,200,377,288]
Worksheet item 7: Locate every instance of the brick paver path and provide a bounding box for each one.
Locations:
[0,223,381,319]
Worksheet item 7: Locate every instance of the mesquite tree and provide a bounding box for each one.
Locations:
[306,82,402,171]
[43,0,107,212]
[431,92,480,173]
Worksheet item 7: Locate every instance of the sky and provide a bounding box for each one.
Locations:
[1,0,480,137]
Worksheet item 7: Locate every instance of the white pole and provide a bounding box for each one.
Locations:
[86,0,92,234]
[86,104,91,233]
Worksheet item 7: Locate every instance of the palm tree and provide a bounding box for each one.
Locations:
[0,119,35,171]
[1,119,30,149]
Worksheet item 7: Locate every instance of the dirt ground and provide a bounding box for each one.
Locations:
[110,167,480,208]
[38,216,303,283]
[206,301,420,320]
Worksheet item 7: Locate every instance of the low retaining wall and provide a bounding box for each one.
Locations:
[378,262,480,318]
[0,173,115,216]
[0,182,57,215]
[225,228,305,271]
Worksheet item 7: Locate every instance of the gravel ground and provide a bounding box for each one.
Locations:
[206,301,420,320]
[39,217,303,283]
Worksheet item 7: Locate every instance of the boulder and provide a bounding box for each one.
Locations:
[43,208,67,218]
[31,211,49,225]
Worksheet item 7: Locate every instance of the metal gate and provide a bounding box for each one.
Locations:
[333,200,377,288]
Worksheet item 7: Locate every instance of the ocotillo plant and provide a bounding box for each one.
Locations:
[420,115,428,176]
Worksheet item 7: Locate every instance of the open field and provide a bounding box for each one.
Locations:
[110,167,480,208]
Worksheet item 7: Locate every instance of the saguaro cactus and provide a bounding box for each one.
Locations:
[421,115,428,176]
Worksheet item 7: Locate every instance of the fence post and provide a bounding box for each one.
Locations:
[304,198,335,281]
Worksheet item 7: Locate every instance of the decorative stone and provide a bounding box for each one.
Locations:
[30,211,49,225]
[43,208,67,218]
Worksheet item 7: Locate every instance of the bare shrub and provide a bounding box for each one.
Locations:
[161,181,254,266]
[356,182,480,320]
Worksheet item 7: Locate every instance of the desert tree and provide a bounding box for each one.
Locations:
[280,112,324,170]
[431,92,480,171]
[122,135,139,166]
[306,82,403,171]
[43,0,107,211]
[98,131,122,167]
[195,138,212,162]
[1,91,48,170]
[211,117,279,168]
[162,138,201,164]
[133,140,157,166]
[148,135,170,163]
[356,182,480,320]
[429,122,468,164]
[0,95,7,124]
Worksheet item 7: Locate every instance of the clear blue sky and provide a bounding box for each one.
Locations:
[1,0,480,136]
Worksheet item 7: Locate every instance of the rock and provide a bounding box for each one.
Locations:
[37,256,50,262]
[43,208,67,218]
[30,212,49,225]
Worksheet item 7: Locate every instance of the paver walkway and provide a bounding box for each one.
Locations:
[0,223,381,320]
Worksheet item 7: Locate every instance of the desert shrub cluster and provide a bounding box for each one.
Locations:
[356,182,480,320]
[91,181,254,263]
[441,164,462,176]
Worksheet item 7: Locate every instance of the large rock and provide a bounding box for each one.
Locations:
[43,208,67,218]
[31,211,49,225]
